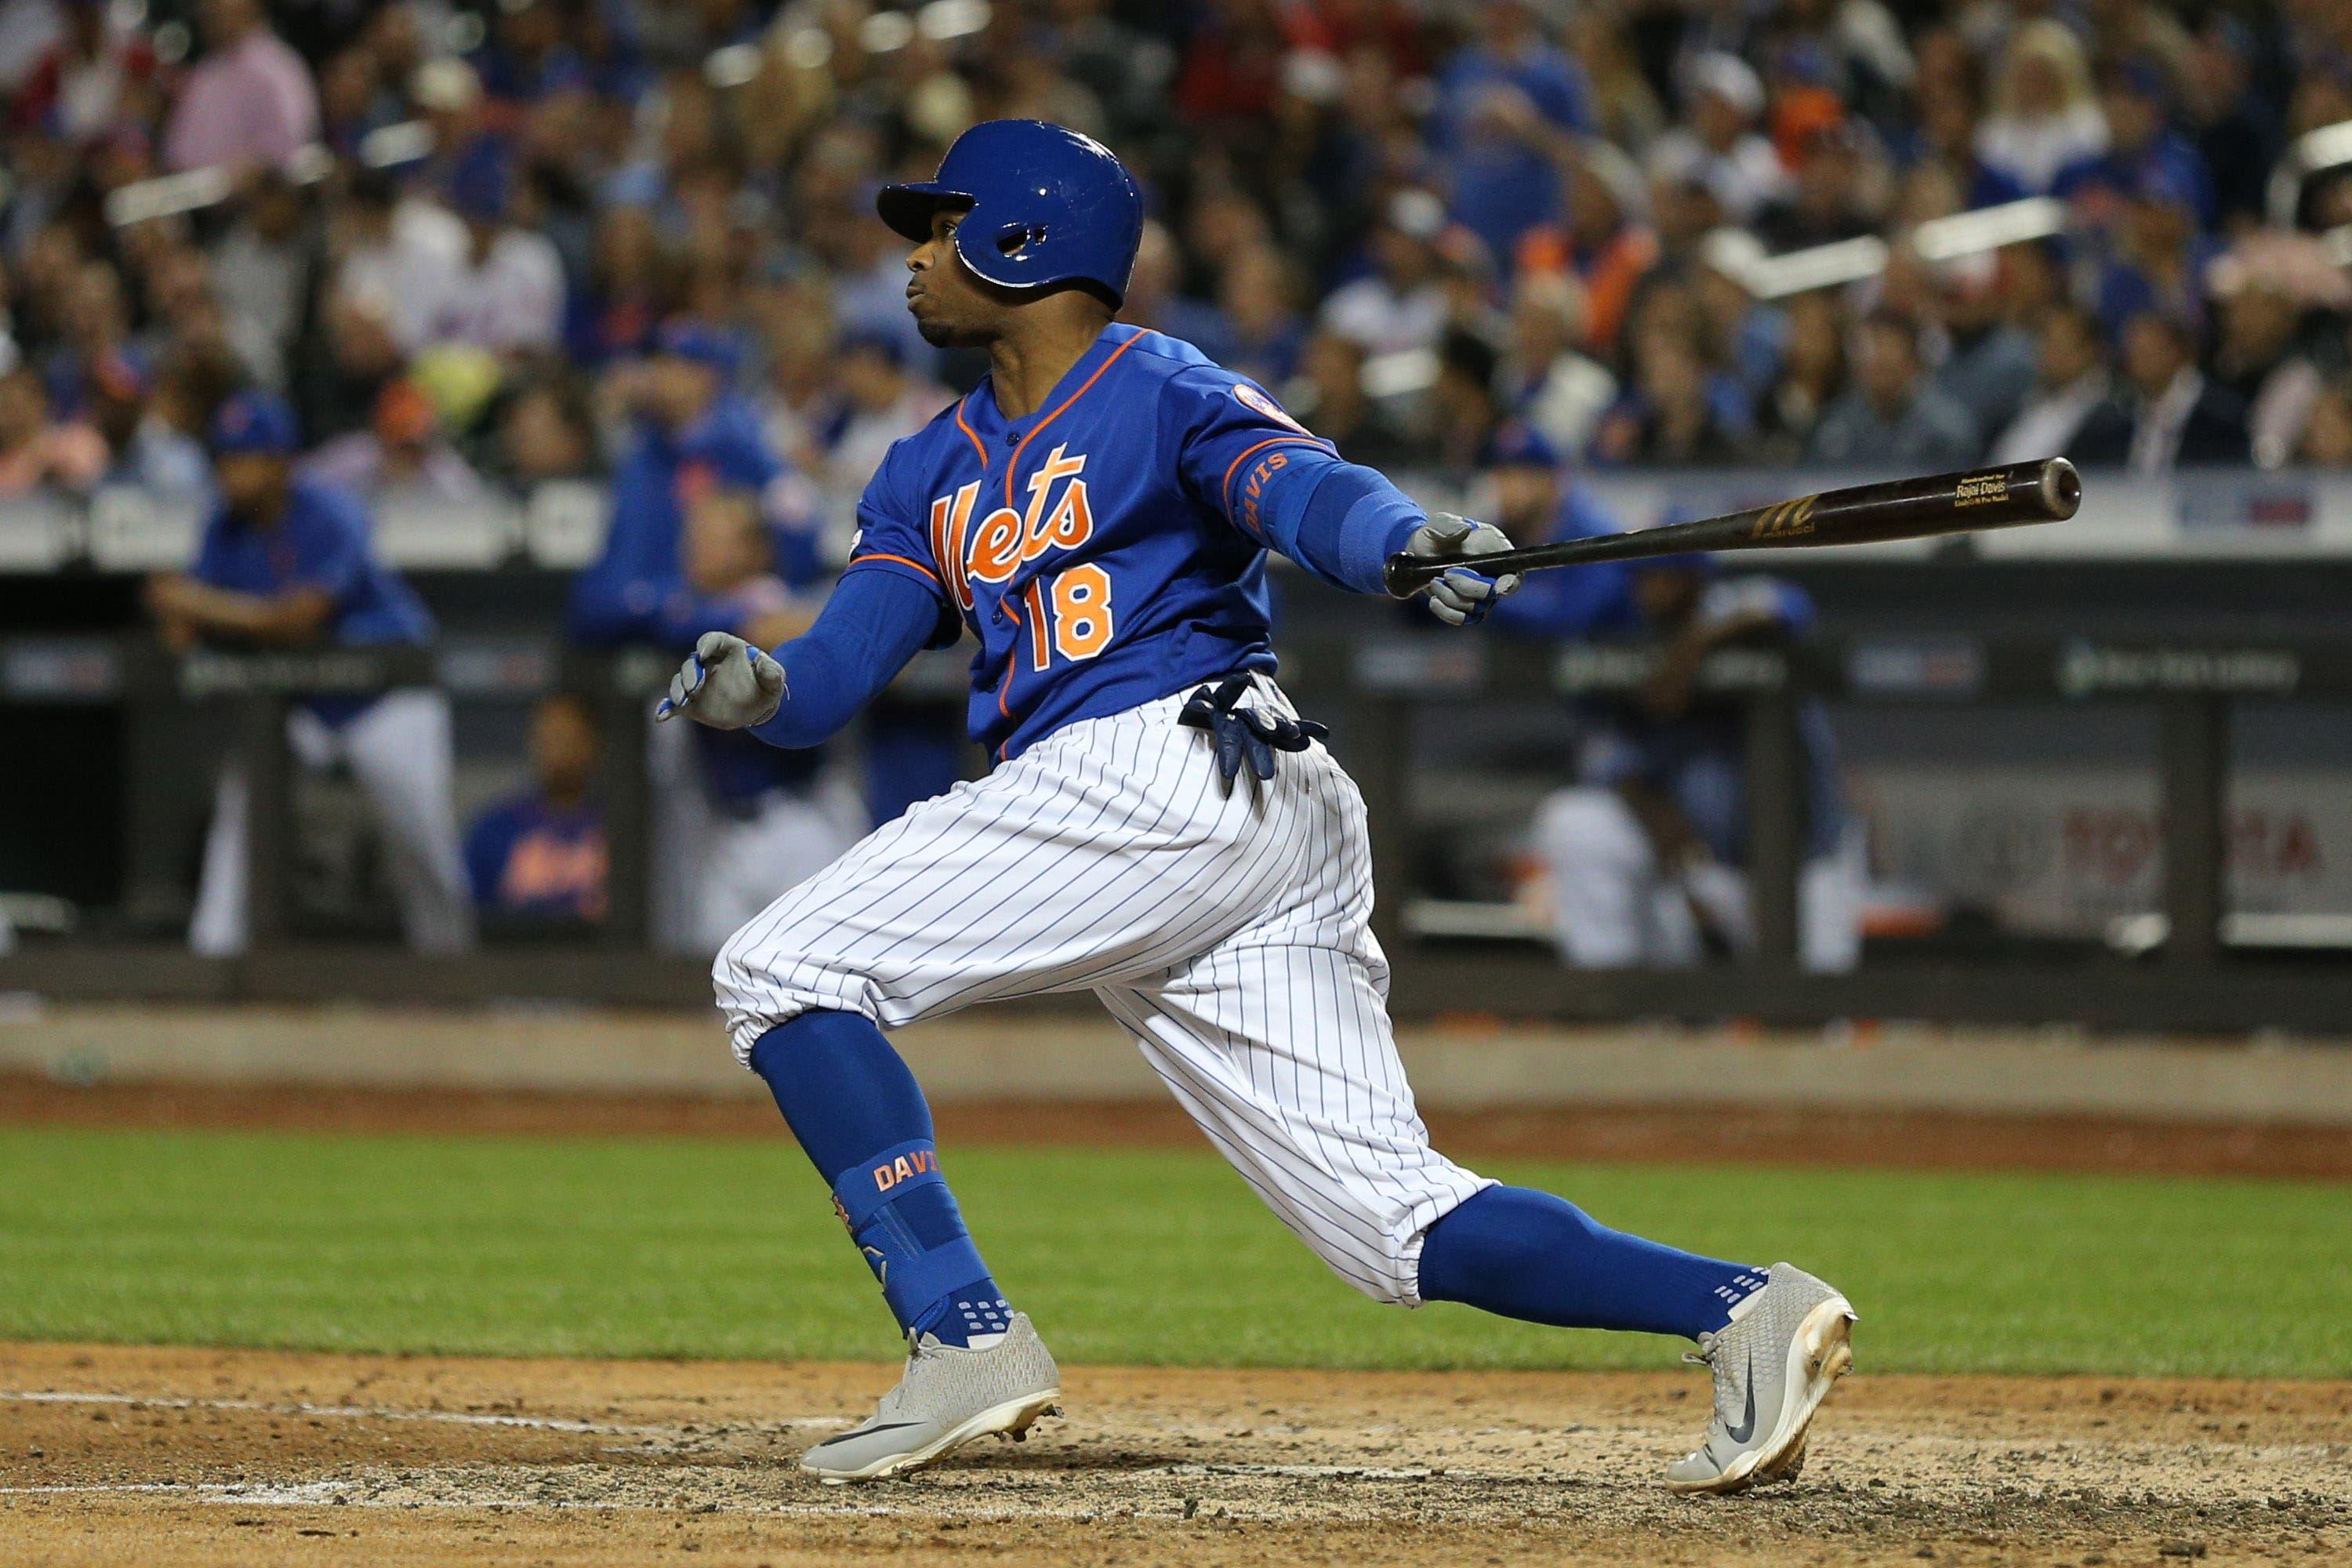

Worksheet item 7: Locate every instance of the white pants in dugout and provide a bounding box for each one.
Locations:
[714,677,1490,1306]
[691,775,866,956]
[190,688,474,956]
[1534,785,1865,973]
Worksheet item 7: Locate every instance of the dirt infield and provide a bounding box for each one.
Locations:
[2,1343,2345,1567]
[7,1073,2351,1178]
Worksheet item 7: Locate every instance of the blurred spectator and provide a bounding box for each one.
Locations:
[1515,137,1658,361]
[147,389,470,956]
[413,141,565,360]
[117,340,241,505]
[1933,260,2040,443]
[1119,219,1233,353]
[2090,168,2219,340]
[1287,331,1415,470]
[1756,120,1885,253]
[1565,8,1663,151]
[1761,0,1914,132]
[326,169,466,361]
[1976,20,2108,196]
[1530,548,1862,973]
[1319,190,1453,357]
[570,321,811,648]
[1990,303,2113,465]
[1428,327,1508,474]
[2298,383,2352,467]
[2054,60,2213,230]
[1646,53,1786,223]
[0,361,105,494]
[568,203,670,368]
[1216,244,1307,389]
[1501,270,1616,461]
[675,485,861,955]
[1693,232,1784,405]
[1592,322,1749,466]
[1428,0,1592,267]
[2205,235,2352,469]
[162,0,321,174]
[497,374,599,488]
[815,330,950,543]
[2072,310,2252,470]
[1902,28,2028,211]
[408,53,485,172]
[1751,289,1846,462]
[9,0,155,143]
[2185,16,2279,232]
[1476,421,1634,637]
[301,377,486,506]
[209,170,317,389]
[1807,310,1980,467]
[466,692,608,930]
[41,258,140,419]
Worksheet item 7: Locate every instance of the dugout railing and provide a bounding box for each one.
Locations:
[3,630,2350,1033]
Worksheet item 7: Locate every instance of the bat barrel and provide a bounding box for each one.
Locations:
[1780,456,2082,546]
[1382,457,2082,596]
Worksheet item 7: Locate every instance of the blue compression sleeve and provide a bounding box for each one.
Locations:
[1247,450,1424,596]
[749,1015,1010,1346]
[747,567,942,750]
[1420,1185,1767,1339]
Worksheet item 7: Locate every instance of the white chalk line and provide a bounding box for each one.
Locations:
[0,1389,846,1436]
[1,1457,1523,1512]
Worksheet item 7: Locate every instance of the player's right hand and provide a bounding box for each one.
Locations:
[1406,513,1522,626]
[655,630,786,729]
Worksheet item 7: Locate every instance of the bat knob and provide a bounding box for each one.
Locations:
[2041,458,2082,520]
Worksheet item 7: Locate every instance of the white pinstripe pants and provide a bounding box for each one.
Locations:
[713,677,1490,1305]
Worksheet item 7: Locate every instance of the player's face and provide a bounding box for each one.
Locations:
[530,695,601,799]
[904,208,1005,347]
[1634,564,1703,626]
[216,452,290,519]
[1492,464,1557,533]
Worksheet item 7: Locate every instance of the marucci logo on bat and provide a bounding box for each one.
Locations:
[1749,494,1818,540]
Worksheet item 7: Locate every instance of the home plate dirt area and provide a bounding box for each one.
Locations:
[2,1344,2345,1567]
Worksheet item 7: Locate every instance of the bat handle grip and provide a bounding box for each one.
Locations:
[1382,519,1503,597]
[1381,552,1436,600]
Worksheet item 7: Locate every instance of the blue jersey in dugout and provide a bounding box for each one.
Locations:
[845,324,1336,760]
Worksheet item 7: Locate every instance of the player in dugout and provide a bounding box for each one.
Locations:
[144,388,473,956]
[1478,424,1864,971]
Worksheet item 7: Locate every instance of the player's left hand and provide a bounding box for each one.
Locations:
[1405,514,1521,626]
[655,630,785,728]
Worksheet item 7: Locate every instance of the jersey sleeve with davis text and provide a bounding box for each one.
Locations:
[1164,366,1334,546]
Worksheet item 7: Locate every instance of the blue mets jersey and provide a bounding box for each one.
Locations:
[844,324,1373,760]
[191,479,434,648]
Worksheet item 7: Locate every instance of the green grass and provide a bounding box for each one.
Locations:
[0,1126,2343,1377]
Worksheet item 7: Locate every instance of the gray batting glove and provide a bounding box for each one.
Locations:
[655,630,785,728]
[1406,512,1522,626]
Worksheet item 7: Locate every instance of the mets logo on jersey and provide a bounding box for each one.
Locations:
[927,445,1115,670]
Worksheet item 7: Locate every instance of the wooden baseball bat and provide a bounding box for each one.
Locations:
[1382,457,2082,597]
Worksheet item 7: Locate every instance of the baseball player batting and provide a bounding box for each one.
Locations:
[659,120,1855,1492]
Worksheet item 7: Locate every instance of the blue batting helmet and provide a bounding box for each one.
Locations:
[877,120,1144,307]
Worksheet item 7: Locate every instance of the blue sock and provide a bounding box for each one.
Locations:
[1418,1185,1768,1341]
[748,1012,1009,1346]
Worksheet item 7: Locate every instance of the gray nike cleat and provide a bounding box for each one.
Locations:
[800,1312,1061,1484]
[1665,1262,1856,1495]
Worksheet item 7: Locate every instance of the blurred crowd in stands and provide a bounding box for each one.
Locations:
[3,0,2352,530]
